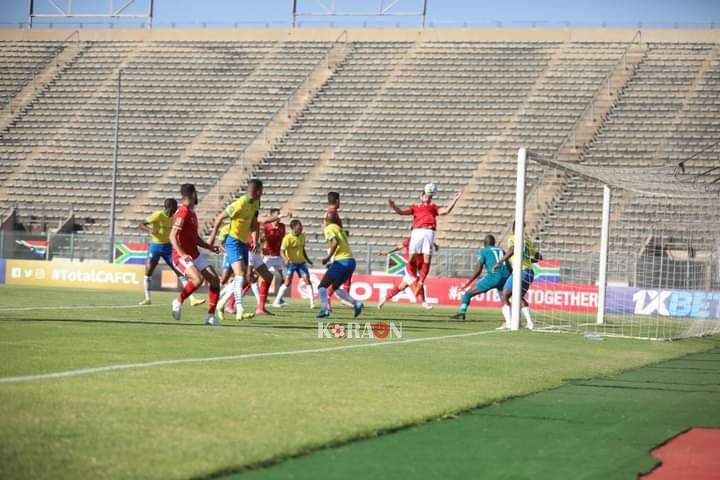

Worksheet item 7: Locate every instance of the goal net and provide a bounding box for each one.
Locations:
[510,148,720,340]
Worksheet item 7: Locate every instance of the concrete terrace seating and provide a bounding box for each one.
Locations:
[538,44,719,263]
[0,41,61,111]
[0,37,717,258]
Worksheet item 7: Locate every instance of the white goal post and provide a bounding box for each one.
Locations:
[512,147,720,340]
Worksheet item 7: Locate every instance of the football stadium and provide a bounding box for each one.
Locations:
[1,0,720,478]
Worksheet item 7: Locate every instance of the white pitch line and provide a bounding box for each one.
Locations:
[0,329,503,385]
[1,304,158,313]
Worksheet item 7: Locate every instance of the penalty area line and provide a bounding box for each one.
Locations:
[0,329,503,385]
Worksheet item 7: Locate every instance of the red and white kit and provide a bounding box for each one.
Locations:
[171,204,209,274]
[408,203,439,256]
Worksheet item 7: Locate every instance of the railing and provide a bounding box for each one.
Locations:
[552,30,645,159]
[6,30,81,118]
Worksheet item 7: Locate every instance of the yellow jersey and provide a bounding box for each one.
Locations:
[145,209,173,244]
[217,223,231,245]
[324,223,353,261]
[225,194,260,242]
[507,236,537,271]
[281,232,306,263]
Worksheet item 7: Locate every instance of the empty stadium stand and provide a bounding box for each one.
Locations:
[0,28,718,274]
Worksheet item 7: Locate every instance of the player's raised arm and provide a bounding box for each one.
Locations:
[388,198,412,215]
[439,189,463,216]
[377,241,405,257]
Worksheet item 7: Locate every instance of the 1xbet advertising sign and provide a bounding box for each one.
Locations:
[607,287,720,319]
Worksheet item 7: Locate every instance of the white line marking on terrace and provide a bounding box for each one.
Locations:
[0,330,503,385]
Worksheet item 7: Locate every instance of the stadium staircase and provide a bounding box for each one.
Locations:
[537,42,720,268]
[527,36,649,244]
[275,42,422,231]
[193,39,354,234]
[0,37,86,134]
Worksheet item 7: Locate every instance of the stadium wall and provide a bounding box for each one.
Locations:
[1,28,719,43]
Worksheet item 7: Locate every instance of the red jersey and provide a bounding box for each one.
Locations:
[409,203,440,229]
[263,222,285,256]
[326,205,343,228]
[172,204,200,260]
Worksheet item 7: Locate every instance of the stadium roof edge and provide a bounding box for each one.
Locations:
[1,28,719,43]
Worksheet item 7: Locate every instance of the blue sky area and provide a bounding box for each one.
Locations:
[1,0,719,28]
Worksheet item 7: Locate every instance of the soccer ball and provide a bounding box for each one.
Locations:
[424,183,436,195]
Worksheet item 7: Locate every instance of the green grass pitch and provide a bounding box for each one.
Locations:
[0,285,718,479]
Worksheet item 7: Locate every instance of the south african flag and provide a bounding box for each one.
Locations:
[114,242,148,265]
[532,260,560,283]
[15,239,48,257]
[386,252,407,276]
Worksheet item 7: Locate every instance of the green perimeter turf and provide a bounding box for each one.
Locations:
[0,285,718,480]
[233,349,720,480]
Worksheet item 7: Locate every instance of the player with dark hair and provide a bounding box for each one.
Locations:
[323,191,353,309]
[208,179,286,320]
[273,219,314,308]
[262,207,287,304]
[493,222,541,330]
[138,198,205,306]
[451,234,511,321]
[388,185,462,296]
[169,184,222,326]
[317,212,363,319]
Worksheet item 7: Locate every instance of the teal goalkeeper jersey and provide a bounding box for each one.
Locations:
[478,246,510,277]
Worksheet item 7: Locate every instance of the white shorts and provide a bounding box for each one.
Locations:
[409,228,436,256]
[264,255,285,272]
[248,251,264,269]
[173,254,210,276]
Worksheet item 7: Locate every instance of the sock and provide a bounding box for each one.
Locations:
[501,305,511,326]
[326,286,334,309]
[459,291,472,314]
[218,284,234,308]
[242,282,251,295]
[275,284,288,304]
[227,294,236,311]
[521,307,534,328]
[406,258,418,278]
[208,284,219,314]
[417,284,426,303]
[178,275,197,302]
[258,279,269,311]
[318,286,329,311]
[385,285,401,301]
[251,282,260,303]
[178,280,198,303]
[143,275,151,300]
[334,288,357,307]
[233,276,245,307]
[418,262,430,284]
